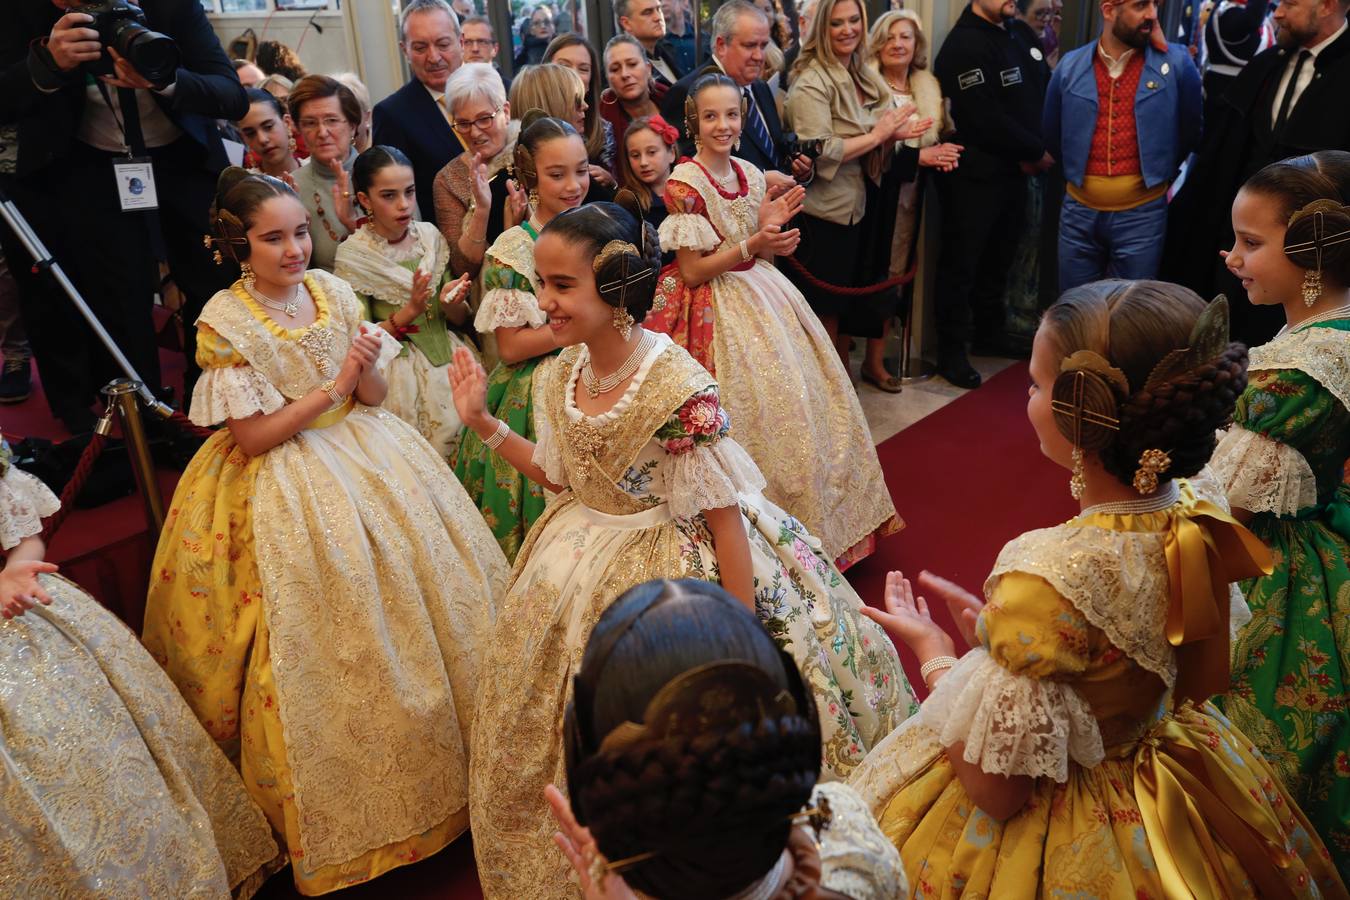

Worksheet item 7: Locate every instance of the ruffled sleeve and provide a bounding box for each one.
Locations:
[655,387,766,518]
[916,570,1105,781]
[0,464,60,551]
[657,180,719,252]
[475,257,547,332]
[188,323,285,427]
[811,782,907,900]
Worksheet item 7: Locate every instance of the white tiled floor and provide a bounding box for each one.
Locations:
[852,354,1018,444]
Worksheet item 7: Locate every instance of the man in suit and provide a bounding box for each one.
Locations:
[372,0,465,222]
[1164,0,1350,345]
[662,0,811,179]
[0,0,247,431]
[617,0,686,86]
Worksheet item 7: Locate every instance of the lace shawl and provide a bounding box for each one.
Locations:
[1210,425,1318,516]
[333,221,449,307]
[0,465,60,551]
[1250,322,1350,412]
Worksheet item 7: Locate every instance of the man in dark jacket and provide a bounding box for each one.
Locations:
[372,0,464,222]
[1164,0,1350,345]
[931,0,1051,388]
[0,0,247,430]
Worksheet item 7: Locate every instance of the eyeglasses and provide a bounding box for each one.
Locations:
[462,38,496,48]
[452,106,504,134]
[298,115,348,132]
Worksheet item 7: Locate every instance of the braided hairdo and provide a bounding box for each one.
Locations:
[563,579,821,900]
[542,194,663,321]
[1042,280,1248,489]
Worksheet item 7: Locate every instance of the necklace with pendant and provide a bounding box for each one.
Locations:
[247,282,303,317]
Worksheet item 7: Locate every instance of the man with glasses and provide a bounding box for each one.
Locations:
[461,15,511,92]
[1043,0,1201,291]
[373,0,464,220]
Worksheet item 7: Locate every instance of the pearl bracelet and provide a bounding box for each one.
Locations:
[919,655,959,685]
[483,418,511,450]
[738,239,751,262]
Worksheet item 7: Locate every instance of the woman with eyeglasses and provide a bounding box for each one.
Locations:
[434,64,522,282]
[289,75,363,271]
[516,5,557,68]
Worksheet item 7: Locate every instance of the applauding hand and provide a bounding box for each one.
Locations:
[439,273,472,307]
[545,785,638,900]
[860,571,957,663]
[448,345,491,431]
[336,325,383,395]
[759,184,804,230]
[917,570,984,650]
[408,269,433,317]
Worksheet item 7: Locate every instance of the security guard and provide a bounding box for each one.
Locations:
[931,0,1051,389]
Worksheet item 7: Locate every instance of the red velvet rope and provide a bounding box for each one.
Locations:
[781,254,917,296]
[167,410,218,440]
[41,432,107,543]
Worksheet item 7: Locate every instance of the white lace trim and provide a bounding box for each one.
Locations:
[665,437,767,519]
[564,332,669,425]
[0,467,61,550]
[333,221,449,306]
[987,524,1178,686]
[1250,321,1350,412]
[474,288,547,332]
[657,213,719,252]
[189,364,286,427]
[1210,425,1318,516]
[916,648,1104,781]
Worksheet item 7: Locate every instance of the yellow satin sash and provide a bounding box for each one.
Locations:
[1162,483,1273,704]
[1134,707,1295,899]
[308,395,354,430]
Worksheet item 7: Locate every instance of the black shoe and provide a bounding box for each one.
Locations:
[938,354,982,389]
[0,357,32,404]
[971,333,1033,359]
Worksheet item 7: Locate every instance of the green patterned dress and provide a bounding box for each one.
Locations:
[1212,314,1350,875]
[453,222,559,561]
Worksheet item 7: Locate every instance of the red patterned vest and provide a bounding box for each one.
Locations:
[1086,50,1145,177]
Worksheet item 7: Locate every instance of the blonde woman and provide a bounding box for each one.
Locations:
[542,34,617,175]
[783,0,930,390]
[868,11,961,331]
[510,64,618,192]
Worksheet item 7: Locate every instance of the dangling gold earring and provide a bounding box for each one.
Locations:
[1069,447,1085,501]
[734,135,741,152]
[528,188,539,212]
[1302,267,1323,307]
[612,305,635,339]
[694,134,703,153]
[288,134,297,153]
[240,261,255,285]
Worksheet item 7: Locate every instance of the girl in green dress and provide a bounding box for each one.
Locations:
[454,114,590,560]
[1214,150,1350,874]
[334,145,478,461]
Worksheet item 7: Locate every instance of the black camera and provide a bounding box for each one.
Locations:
[781,132,825,162]
[80,0,181,88]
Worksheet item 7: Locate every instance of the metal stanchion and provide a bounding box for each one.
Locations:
[102,379,165,533]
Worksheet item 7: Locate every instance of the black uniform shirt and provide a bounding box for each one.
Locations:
[934,4,1050,178]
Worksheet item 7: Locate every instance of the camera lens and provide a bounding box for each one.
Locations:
[113,21,181,86]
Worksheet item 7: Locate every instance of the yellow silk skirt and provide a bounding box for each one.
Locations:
[873,703,1346,899]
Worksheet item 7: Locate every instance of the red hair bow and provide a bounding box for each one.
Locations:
[646,115,680,147]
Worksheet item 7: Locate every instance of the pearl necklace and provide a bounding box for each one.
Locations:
[1080,481,1180,518]
[581,330,655,398]
[246,282,303,317]
[1283,301,1350,335]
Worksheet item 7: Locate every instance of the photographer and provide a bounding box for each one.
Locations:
[0,0,246,433]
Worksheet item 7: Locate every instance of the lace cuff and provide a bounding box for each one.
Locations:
[1210,425,1319,515]
[474,288,547,332]
[189,364,286,427]
[665,436,766,519]
[917,648,1104,781]
[0,467,61,550]
[658,214,719,252]
[368,323,403,374]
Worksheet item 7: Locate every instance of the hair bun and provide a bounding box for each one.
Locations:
[1051,352,1128,452]
[1284,199,1350,279]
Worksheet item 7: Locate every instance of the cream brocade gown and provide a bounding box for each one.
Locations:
[469,333,916,900]
[143,270,510,895]
[647,159,901,564]
[0,461,281,897]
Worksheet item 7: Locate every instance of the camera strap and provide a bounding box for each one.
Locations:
[94,80,147,157]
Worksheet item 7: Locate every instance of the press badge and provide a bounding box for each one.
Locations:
[113,157,159,211]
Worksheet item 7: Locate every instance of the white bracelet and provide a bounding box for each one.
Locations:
[483,418,511,450]
[919,655,959,685]
[738,239,751,262]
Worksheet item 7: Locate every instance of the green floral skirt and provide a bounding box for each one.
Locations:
[1218,484,1350,877]
[452,353,555,562]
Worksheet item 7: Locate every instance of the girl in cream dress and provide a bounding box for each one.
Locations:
[143,168,509,896]
[0,438,281,898]
[451,200,915,900]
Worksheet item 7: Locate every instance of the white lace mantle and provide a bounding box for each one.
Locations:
[1210,425,1319,516]
[917,648,1104,781]
[1250,321,1350,413]
[333,221,449,307]
[0,467,61,551]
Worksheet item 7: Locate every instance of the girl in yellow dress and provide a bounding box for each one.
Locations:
[143,168,510,896]
[848,281,1347,898]
[0,437,281,898]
